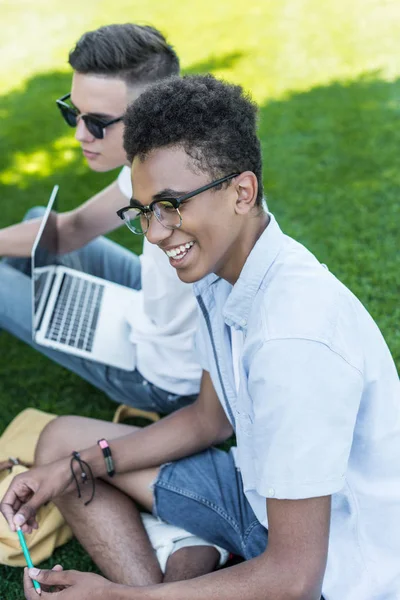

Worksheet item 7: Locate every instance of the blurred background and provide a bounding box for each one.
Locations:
[0,0,399,594]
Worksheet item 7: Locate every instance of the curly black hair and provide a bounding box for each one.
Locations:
[123,74,263,205]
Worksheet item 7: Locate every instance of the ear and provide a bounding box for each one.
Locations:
[233,171,259,215]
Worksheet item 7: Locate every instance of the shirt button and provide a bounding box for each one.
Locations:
[142,380,148,386]
[241,319,247,327]
[268,487,275,497]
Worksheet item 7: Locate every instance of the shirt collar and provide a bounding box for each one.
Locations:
[193,271,220,296]
[223,213,284,329]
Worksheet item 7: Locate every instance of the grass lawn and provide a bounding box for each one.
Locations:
[1,0,400,596]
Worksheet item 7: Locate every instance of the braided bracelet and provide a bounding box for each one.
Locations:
[70,451,95,506]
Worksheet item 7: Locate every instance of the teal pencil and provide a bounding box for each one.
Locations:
[16,526,42,596]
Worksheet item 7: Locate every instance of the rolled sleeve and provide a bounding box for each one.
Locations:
[247,338,363,499]
[117,166,132,199]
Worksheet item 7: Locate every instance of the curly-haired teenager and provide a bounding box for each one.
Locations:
[2,74,400,600]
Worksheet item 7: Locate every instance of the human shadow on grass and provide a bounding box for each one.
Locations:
[0,71,400,592]
[183,50,245,75]
[257,73,400,337]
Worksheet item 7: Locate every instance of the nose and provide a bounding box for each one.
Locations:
[75,116,95,143]
[145,214,174,246]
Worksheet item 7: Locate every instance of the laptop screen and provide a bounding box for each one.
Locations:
[31,185,59,335]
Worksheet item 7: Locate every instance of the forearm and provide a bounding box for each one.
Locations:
[0,180,125,258]
[57,180,127,254]
[113,555,321,600]
[0,218,42,257]
[79,401,228,479]
[0,212,88,258]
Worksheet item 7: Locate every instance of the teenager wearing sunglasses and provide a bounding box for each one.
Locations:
[0,24,201,415]
[0,24,228,582]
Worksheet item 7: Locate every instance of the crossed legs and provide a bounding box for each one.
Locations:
[34,416,220,586]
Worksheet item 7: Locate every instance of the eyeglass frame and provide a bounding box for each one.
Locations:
[55,93,124,139]
[116,172,240,235]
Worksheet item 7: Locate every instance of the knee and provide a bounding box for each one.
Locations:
[34,415,82,466]
[23,206,46,222]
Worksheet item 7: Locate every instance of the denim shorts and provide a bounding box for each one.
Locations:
[153,447,268,559]
[154,448,326,598]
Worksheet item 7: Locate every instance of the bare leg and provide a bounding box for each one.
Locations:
[35,416,220,585]
[54,479,163,586]
[36,416,162,586]
[164,546,220,582]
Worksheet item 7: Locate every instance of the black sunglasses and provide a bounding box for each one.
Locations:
[56,93,123,139]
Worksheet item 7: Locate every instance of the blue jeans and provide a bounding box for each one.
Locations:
[153,447,268,559]
[0,206,197,414]
[154,449,326,598]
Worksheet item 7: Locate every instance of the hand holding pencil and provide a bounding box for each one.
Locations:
[17,526,41,595]
[23,566,115,599]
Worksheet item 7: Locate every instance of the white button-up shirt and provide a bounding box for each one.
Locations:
[194,213,400,599]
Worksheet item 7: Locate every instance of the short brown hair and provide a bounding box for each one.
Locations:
[69,24,179,86]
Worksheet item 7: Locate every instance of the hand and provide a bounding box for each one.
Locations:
[0,458,74,533]
[24,567,118,599]
[24,564,65,595]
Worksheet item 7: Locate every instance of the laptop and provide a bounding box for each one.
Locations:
[31,185,137,370]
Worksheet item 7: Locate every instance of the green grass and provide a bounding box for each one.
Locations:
[1,0,400,596]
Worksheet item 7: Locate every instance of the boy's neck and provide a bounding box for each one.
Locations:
[217,212,270,286]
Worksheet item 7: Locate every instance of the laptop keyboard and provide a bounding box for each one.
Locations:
[45,273,105,353]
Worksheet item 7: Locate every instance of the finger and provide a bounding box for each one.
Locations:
[15,500,39,533]
[20,517,40,535]
[28,564,64,593]
[13,497,23,514]
[52,564,64,572]
[29,567,77,588]
[24,567,46,599]
[13,490,49,530]
[8,497,36,535]
[21,522,35,535]
[50,564,65,593]
[24,566,33,592]
[1,479,40,531]
[0,489,20,531]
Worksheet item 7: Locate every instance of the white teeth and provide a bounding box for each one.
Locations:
[166,241,194,258]
[173,251,187,261]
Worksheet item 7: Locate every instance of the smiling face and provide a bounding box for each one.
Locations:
[131,146,263,284]
[70,72,132,172]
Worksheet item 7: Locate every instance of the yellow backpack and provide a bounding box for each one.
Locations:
[0,408,72,566]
